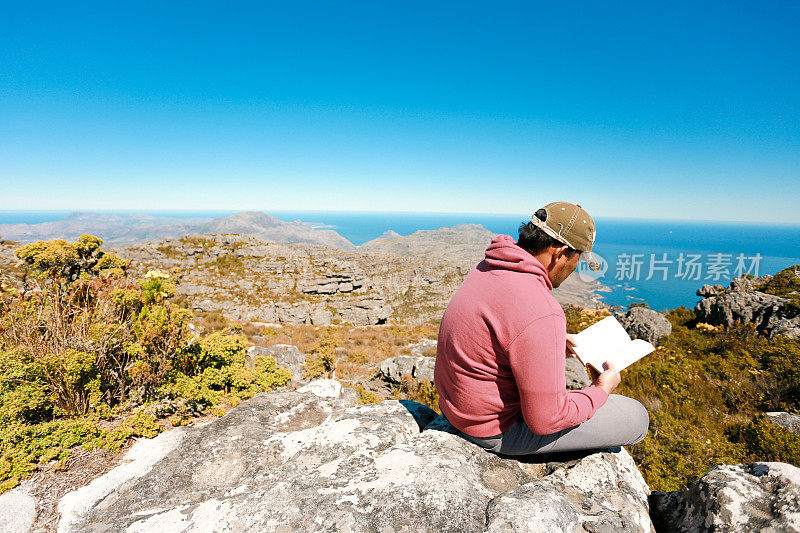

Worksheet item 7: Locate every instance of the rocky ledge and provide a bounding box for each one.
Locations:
[695,274,800,339]
[6,387,800,531]
[41,390,651,532]
[651,462,800,531]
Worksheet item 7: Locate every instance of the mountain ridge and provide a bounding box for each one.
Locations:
[0,211,355,250]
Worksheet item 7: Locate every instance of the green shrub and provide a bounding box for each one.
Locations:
[0,237,292,493]
[733,415,800,464]
[303,328,339,379]
[618,301,800,491]
[0,408,159,493]
[758,265,800,317]
[398,377,440,414]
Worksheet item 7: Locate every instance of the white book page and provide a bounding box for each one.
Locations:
[571,316,655,372]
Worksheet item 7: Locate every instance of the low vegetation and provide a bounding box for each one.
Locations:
[0,236,291,493]
[758,264,800,316]
[568,296,800,491]
[3,234,799,497]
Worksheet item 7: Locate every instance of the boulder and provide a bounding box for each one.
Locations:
[616,307,673,345]
[485,448,653,532]
[697,284,726,297]
[247,344,306,383]
[650,462,800,532]
[379,355,436,384]
[0,486,37,533]
[565,357,592,390]
[694,291,786,333]
[408,339,438,357]
[766,412,800,435]
[55,391,654,532]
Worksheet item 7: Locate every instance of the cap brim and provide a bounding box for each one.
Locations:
[581,251,601,271]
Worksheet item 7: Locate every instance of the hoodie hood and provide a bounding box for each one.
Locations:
[483,235,554,290]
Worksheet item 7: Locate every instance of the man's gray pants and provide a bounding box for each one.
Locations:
[460,394,649,456]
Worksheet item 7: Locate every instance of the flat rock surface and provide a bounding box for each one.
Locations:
[651,462,800,532]
[55,390,653,533]
[0,486,37,533]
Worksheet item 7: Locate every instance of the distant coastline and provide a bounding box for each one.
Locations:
[2,210,799,311]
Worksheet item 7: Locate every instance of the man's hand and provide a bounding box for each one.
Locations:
[565,334,578,358]
[589,361,621,395]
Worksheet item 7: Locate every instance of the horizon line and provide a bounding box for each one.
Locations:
[1,208,800,227]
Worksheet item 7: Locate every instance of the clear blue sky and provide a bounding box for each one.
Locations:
[2,1,799,222]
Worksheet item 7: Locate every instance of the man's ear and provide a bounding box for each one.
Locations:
[543,245,567,270]
[554,244,571,260]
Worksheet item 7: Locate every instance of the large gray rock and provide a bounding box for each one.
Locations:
[766,412,800,435]
[693,273,800,339]
[694,291,787,334]
[565,356,592,390]
[616,307,672,345]
[0,486,37,533]
[379,355,436,384]
[56,391,653,532]
[650,462,800,532]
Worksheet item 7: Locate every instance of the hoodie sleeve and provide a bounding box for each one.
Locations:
[507,314,609,435]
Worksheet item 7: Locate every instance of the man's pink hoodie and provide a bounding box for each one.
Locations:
[434,235,608,438]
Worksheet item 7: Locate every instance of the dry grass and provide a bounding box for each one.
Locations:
[194,310,229,331]
[24,445,131,532]
[249,321,439,389]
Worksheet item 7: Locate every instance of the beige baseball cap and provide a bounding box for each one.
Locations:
[530,202,600,271]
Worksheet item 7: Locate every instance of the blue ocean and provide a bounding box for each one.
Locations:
[2,210,799,312]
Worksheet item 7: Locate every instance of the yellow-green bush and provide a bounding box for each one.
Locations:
[159,337,291,413]
[0,236,291,493]
[734,415,800,464]
[617,305,800,490]
[758,265,800,316]
[0,406,161,493]
[303,327,340,379]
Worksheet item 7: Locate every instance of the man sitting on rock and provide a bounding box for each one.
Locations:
[434,202,649,456]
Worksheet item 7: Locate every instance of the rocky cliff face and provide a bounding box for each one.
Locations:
[107,231,601,327]
[114,234,455,326]
[50,389,654,533]
[694,275,800,339]
[358,223,604,310]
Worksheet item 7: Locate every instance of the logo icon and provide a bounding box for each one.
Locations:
[577,251,608,282]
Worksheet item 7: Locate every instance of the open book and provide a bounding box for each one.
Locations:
[571,316,655,372]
